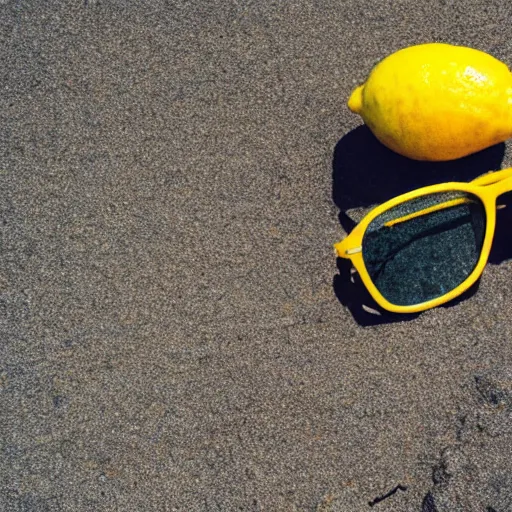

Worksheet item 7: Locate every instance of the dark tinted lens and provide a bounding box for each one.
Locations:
[362,191,486,306]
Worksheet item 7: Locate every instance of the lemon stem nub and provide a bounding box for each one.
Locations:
[348,84,364,114]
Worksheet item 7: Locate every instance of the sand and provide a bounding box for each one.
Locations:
[1,1,512,510]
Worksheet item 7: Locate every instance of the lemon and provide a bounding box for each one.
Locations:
[348,43,512,161]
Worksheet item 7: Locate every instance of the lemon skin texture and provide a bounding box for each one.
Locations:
[348,43,512,161]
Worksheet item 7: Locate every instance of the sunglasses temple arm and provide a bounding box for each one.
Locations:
[383,197,474,227]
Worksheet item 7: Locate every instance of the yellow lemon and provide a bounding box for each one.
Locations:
[348,43,512,161]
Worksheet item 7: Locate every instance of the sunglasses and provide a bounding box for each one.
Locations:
[334,167,512,313]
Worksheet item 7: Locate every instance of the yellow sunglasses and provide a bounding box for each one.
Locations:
[334,167,512,314]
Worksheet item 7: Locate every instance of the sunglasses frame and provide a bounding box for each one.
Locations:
[334,167,512,313]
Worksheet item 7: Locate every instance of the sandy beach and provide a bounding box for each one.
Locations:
[1,1,512,510]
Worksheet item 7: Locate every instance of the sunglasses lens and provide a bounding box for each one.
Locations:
[362,191,486,306]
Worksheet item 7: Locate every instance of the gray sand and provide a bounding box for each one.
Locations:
[1,1,512,510]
